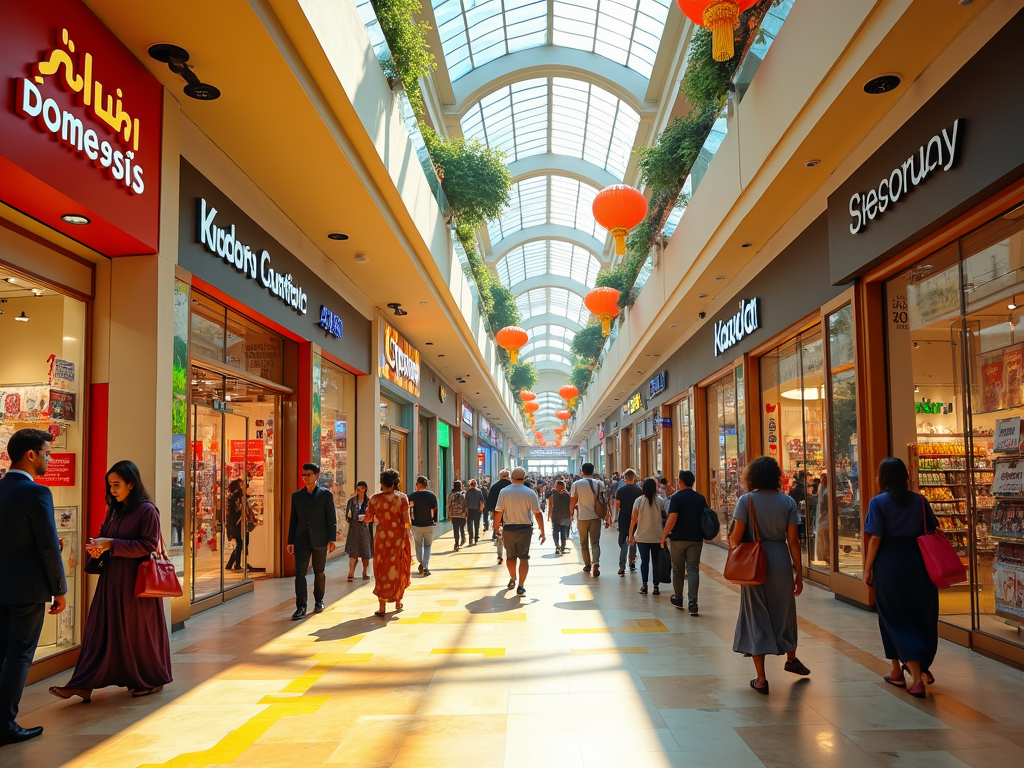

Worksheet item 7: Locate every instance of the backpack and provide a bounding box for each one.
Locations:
[585,479,609,518]
[448,492,467,518]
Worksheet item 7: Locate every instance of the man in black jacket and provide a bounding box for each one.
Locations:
[485,469,511,540]
[0,429,67,746]
[286,464,337,620]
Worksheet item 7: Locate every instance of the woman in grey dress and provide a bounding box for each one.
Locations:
[730,457,810,694]
[344,481,373,581]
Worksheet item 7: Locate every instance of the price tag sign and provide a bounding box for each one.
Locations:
[992,460,1024,496]
[995,417,1022,453]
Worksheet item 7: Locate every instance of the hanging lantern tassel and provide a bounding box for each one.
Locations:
[704,1,740,62]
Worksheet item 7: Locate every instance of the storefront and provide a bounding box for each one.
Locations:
[477,415,504,480]
[829,9,1024,664]
[460,400,475,482]
[175,160,369,618]
[0,0,162,678]
[417,363,457,515]
[378,316,419,488]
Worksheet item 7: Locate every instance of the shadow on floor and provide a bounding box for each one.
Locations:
[310,615,395,642]
[463,590,532,614]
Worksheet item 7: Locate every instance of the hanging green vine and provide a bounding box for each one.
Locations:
[373,0,435,116]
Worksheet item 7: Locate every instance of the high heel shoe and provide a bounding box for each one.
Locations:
[49,686,91,703]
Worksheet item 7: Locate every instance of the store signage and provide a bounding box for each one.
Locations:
[439,385,448,403]
[995,417,1022,454]
[714,298,759,356]
[49,390,77,422]
[992,460,1024,496]
[915,400,950,415]
[38,452,75,487]
[626,393,644,415]
[318,305,344,338]
[849,120,962,235]
[530,447,569,457]
[52,358,75,383]
[598,422,605,440]
[197,198,309,315]
[379,319,420,397]
[649,371,667,399]
[230,440,265,463]
[662,418,672,428]
[462,404,474,426]
[0,3,163,255]
[765,402,779,457]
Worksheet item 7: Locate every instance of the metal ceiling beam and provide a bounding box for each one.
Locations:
[488,225,606,263]
[507,154,620,189]
[506,274,593,297]
[520,314,585,333]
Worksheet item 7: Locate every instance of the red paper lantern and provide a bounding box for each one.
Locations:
[496,325,529,364]
[520,391,537,402]
[592,184,648,256]
[677,1,758,62]
[585,287,622,336]
[559,384,580,407]
[555,410,571,422]
[524,401,539,414]
[535,431,544,439]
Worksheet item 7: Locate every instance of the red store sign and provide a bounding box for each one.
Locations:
[38,452,76,487]
[0,0,163,255]
[230,440,265,463]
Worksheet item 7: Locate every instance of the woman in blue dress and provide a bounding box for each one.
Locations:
[864,457,939,699]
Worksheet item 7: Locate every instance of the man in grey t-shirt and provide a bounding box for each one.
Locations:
[495,467,545,596]
[570,463,609,577]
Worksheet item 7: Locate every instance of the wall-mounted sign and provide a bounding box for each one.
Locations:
[37,452,75,487]
[714,298,759,357]
[530,447,570,458]
[849,120,962,236]
[0,2,164,255]
[915,400,951,415]
[995,417,1022,454]
[197,198,309,315]
[439,385,448,403]
[649,371,667,399]
[379,319,420,397]
[230,440,265,463]
[318,305,344,338]
[462,403,474,426]
[626,393,644,415]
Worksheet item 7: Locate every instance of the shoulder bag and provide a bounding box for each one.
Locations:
[586,479,609,518]
[135,535,184,598]
[917,496,967,588]
[723,494,768,585]
[701,506,721,541]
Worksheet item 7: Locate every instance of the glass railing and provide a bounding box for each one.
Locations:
[633,253,655,294]
[732,0,797,102]
[689,110,728,196]
[354,0,448,212]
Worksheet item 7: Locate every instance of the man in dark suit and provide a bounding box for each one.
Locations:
[286,464,337,620]
[0,429,67,746]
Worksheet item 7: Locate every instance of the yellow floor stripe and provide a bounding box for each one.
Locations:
[399,611,526,624]
[571,647,648,655]
[313,653,373,664]
[562,619,668,634]
[280,661,340,693]
[431,647,506,657]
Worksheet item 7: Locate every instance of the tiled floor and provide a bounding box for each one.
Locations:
[9,528,1024,767]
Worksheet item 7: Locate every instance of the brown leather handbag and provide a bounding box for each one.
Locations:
[723,494,768,586]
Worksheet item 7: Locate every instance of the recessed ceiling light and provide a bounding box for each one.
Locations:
[31,289,43,296]
[61,213,90,225]
[715,276,724,281]
[804,159,820,168]
[740,242,752,248]
[438,354,445,357]
[328,233,349,241]
[15,311,29,322]
[697,293,707,299]
[863,75,901,94]
[419,301,427,306]
[426,342,433,346]
[4,277,15,284]
[670,324,677,328]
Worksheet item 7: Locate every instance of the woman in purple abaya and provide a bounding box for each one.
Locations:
[49,460,172,702]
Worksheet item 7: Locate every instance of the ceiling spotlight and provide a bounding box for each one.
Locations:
[670,323,677,328]
[354,254,368,263]
[15,311,29,322]
[438,354,445,357]
[697,293,707,299]
[958,0,974,5]
[386,302,408,316]
[715,276,724,281]
[4,277,15,284]
[741,242,752,248]
[31,289,43,296]
[148,44,221,101]
[1010,302,1018,311]
[328,232,350,241]
[804,159,820,168]
[419,301,428,306]
[61,213,90,225]
[914,385,920,393]
[426,342,434,346]
[863,75,901,95]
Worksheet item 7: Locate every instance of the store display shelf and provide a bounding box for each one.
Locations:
[934,512,968,517]
[990,533,1024,543]
[971,404,1024,418]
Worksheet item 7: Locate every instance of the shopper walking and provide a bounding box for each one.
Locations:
[615,469,642,575]
[0,429,66,745]
[815,472,831,565]
[408,476,438,576]
[225,479,255,571]
[486,470,512,539]
[344,481,372,582]
[447,481,468,550]
[287,464,337,620]
[628,478,667,595]
[364,469,412,617]
[662,470,707,614]
[571,463,609,577]
[730,457,809,694]
[50,460,172,704]
[548,479,572,554]
[864,458,939,698]
[465,479,486,546]
[494,467,545,596]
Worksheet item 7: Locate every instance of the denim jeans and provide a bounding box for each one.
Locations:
[617,519,637,568]
[668,540,703,602]
[412,525,434,569]
[636,542,662,585]
[552,523,570,550]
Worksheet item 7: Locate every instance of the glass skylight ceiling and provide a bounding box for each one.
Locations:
[516,287,589,326]
[496,241,601,290]
[461,78,639,177]
[487,176,602,243]
[521,338,572,356]
[431,0,672,81]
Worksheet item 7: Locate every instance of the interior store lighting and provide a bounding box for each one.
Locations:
[781,387,825,401]
[15,312,29,322]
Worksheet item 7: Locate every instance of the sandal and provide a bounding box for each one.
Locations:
[784,658,811,676]
[901,663,935,685]
[49,686,91,703]
[907,681,926,699]
[883,674,906,688]
[131,686,163,698]
[347,575,354,582]
[507,578,516,590]
[749,679,769,695]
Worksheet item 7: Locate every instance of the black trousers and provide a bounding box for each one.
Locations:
[294,545,328,607]
[226,531,249,570]
[467,511,482,543]
[0,603,45,728]
[451,518,467,546]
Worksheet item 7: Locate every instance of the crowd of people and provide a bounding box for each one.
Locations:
[0,424,942,745]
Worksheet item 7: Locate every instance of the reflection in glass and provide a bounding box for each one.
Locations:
[706,372,741,546]
[829,305,862,579]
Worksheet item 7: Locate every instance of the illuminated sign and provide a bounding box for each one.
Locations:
[439,385,448,403]
[318,305,344,338]
[197,198,308,315]
[462,404,474,426]
[714,298,759,356]
[649,371,667,399]
[626,393,644,415]
[379,319,420,397]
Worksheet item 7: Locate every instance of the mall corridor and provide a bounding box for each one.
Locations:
[10,530,1024,768]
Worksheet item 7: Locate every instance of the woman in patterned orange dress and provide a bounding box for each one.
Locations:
[364,468,412,617]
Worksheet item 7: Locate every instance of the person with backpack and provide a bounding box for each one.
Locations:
[662,470,708,615]
[570,463,609,577]
[447,481,468,551]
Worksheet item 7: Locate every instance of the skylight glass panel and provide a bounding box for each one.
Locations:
[517,287,588,325]
[496,241,601,290]
[488,177,548,241]
[431,0,548,82]
[549,178,601,236]
[461,79,548,161]
[550,78,639,178]
[552,0,671,79]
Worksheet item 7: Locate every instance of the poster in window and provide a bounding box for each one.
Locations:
[49,390,77,422]
[1005,345,1024,408]
[994,543,1024,622]
[983,357,1005,412]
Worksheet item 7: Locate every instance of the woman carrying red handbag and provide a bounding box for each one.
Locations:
[49,460,172,703]
[864,457,941,699]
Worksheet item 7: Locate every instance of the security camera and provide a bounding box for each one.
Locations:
[698,311,706,320]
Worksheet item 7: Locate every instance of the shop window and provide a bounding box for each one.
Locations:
[674,395,695,474]
[317,356,355,560]
[0,267,86,661]
[706,370,743,545]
